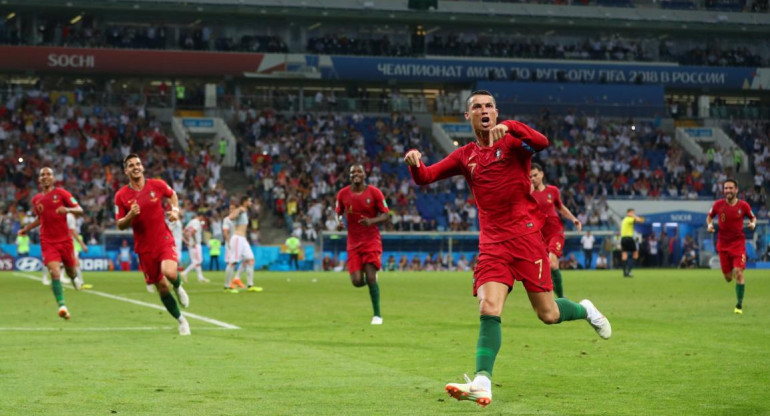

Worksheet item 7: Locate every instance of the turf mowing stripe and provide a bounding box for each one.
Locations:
[12,272,240,330]
[0,327,233,332]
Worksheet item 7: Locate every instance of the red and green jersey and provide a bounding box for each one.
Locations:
[708,199,755,252]
[335,185,389,252]
[31,188,80,244]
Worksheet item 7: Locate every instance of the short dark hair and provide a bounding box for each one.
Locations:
[123,153,140,168]
[465,90,496,110]
[240,195,251,205]
[531,163,544,172]
[627,208,635,213]
[723,178,738,188]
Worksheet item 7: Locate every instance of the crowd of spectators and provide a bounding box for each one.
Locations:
[723,118,770,214]
[0,84,236,245]
[1,17,766,69]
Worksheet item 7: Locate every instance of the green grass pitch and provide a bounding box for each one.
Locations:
[1,269,768,415]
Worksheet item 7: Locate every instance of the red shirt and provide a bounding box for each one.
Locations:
[31,188,80,244]
[335,185,389,252]
[114,179,175,254]
[708,199,755,252]
[408,120,549,244]
[532,185,562,219]
[532,184,564,234]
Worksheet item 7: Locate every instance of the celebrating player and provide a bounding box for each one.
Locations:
[335,164,390,325]
[18,167,84,320]
[181,212,210,283]
[404,90,611,407]
[529,163,582,298]
[225,196,260,292]
[620,208,645,277]
[707,179,756,314]
[115,154,191,336]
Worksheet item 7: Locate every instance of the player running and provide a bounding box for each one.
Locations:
[529,163,582,298]
[707,179,756,314]
[404,90,610,407]
[335,164,390,325]
[18,167,84,320]
[115,154,191,336]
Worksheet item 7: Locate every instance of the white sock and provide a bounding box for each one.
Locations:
[224,264,235,288]
[235,263,244,279]
[195,266,204,279]
[246,265,254,286]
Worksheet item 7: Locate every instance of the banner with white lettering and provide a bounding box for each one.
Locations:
[79,258,112,272]
[0,254,14,271]
[322,56,763,89]
[0,46,272,76]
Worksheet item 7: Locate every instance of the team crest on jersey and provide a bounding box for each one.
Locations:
[52,194,59,201]
[495,148,502,160]
[149,191,158,202]
[366,198,371,205]
[738,209,742,215]
[547,194,553,203]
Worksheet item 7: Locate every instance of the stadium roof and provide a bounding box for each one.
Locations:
[3,0,769,36]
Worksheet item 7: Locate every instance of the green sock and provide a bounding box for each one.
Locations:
[735,283,745,309]
[51,279,65,307]
[555,298,587,323]
[170,275,181,289]
[160,293,181,319]
[368,282,381,317]
[552,269,564,298]
[475,315,501,378]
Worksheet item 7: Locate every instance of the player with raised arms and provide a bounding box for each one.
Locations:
[114,154,191,335]
[404,90,611,407]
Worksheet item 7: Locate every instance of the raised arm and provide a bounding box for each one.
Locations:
[499,120,550,152]
[404,149,464,186]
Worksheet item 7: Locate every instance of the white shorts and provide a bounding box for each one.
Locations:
[189,244,203,265]
[227,235,254,263]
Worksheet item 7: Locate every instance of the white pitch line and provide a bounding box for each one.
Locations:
[0,327,232,332]
[13,272,240,330]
